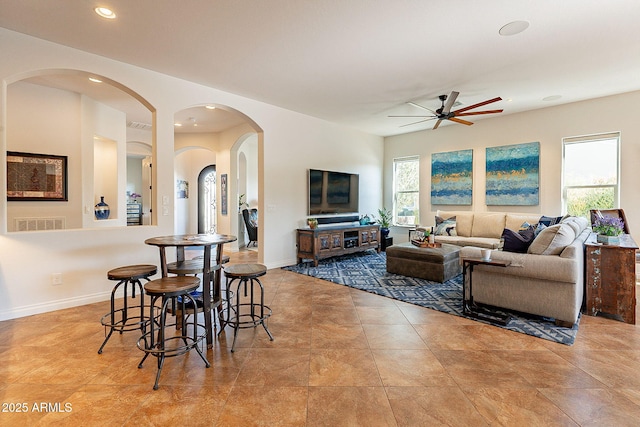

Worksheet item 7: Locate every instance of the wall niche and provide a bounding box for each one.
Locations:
[5,70,155,232]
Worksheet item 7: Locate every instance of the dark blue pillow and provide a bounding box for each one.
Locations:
[501,226,535,253]
[539,215,563,227]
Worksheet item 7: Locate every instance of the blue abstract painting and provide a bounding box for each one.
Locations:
[486,142,539,205]
[431,149,473,205]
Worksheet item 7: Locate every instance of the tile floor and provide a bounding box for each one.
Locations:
[1,249,640,426]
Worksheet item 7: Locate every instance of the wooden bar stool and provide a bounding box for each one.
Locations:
[137,276,210,390]
[98,264,157,354]
[218,263,273,352]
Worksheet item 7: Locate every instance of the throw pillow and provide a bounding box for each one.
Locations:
[249,210,258,228]
[501,226,535,253]
[527,223,576,255]
[519,221,534,231]
[539,215,563,227]
[435,216,457,236]
[534,222,547,237]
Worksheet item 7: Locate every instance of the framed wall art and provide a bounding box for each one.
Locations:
[221,173,228,215]
[176,179,189,199]
[486,141,539,206]
[431,149,473,205]
[7,151,68,201]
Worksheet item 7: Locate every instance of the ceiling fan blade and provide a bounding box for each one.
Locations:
[433,119,443,130]
[407,101,437,114]
[388,115,432,118]
[449,117,474,126]
[453,97,502,114]
[442,91,459,114]
[399,118,436,127]
[455,109,504,117]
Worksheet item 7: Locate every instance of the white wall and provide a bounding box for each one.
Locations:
[0,28,383,320]
[173,145,216,234]
[384,90,640,244]
[6,82,82,229]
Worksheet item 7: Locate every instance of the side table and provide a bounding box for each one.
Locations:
[585,233,638,324]
[381,236,393,251]
[462,257,511,326]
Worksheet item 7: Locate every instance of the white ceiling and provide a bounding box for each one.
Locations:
[2,0,640,136]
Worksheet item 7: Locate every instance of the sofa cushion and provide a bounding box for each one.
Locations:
[435,216,457,236]
[501,226,535,253]
[435,235,500,249]
[528,223,576,255]
[561,216,588,235]
[471,213,506,238]
[437,211,473,237]
[561,217,581,236]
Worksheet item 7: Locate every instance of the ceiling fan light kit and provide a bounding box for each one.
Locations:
[389,91,504,130]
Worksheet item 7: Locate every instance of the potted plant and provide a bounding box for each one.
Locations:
[307,217,318,229]
[375,207,392,238]
[592,216,624,245]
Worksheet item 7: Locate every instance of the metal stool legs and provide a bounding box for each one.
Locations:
[137,278,210,390]
[219,274,273,352]
[99,264,157,354]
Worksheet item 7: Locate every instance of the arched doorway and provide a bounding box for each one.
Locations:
[173,103,263,259]
[198,165,216,234]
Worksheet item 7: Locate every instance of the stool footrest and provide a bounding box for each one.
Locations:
[100,305,149,331]
[137,329,206,359]
[221,303,272,329]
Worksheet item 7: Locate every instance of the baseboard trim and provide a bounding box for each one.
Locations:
[0,291,111,321]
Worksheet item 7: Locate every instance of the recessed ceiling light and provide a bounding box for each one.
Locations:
[499,20,529,36]
[95,7,116,19]
[543,95,562,102]
[174,123,182,127]
[88,77,102,83]
[205,105,216,110]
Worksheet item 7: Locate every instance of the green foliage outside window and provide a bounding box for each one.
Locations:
[565,187,614,222]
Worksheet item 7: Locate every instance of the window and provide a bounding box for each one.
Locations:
[393,156,419,226]
[562,132,620,220]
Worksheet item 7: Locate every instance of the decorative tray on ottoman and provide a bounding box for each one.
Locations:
[411,240,441,248]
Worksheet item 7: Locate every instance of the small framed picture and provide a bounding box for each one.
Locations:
[221,174,228,215]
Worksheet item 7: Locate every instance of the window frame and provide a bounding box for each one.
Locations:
[561,132,620,216]
[392,156,420,227]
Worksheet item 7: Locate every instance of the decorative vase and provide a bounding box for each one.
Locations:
[307,219,318,229]
[597,234,619,245]
[381,227,390,238]
[95,196,110,220]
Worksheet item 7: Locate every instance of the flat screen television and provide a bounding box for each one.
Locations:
[308,169,359,215]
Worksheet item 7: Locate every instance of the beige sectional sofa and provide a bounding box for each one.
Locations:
[430,210,589,326]
[432,210,543,249]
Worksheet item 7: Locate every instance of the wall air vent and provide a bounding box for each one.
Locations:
[127,121,152,130]
[15,217,66,231]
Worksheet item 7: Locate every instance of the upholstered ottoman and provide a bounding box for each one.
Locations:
[386,242,462,282]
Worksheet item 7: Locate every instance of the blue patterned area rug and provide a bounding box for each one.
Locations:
[283,250,579,345]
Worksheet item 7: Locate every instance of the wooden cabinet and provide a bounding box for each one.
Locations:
[296,224,380,266]
[585,233,638,324]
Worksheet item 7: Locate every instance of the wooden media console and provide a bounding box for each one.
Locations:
[296,223,380,266]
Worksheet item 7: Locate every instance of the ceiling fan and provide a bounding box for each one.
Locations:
[390,91,503,130]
